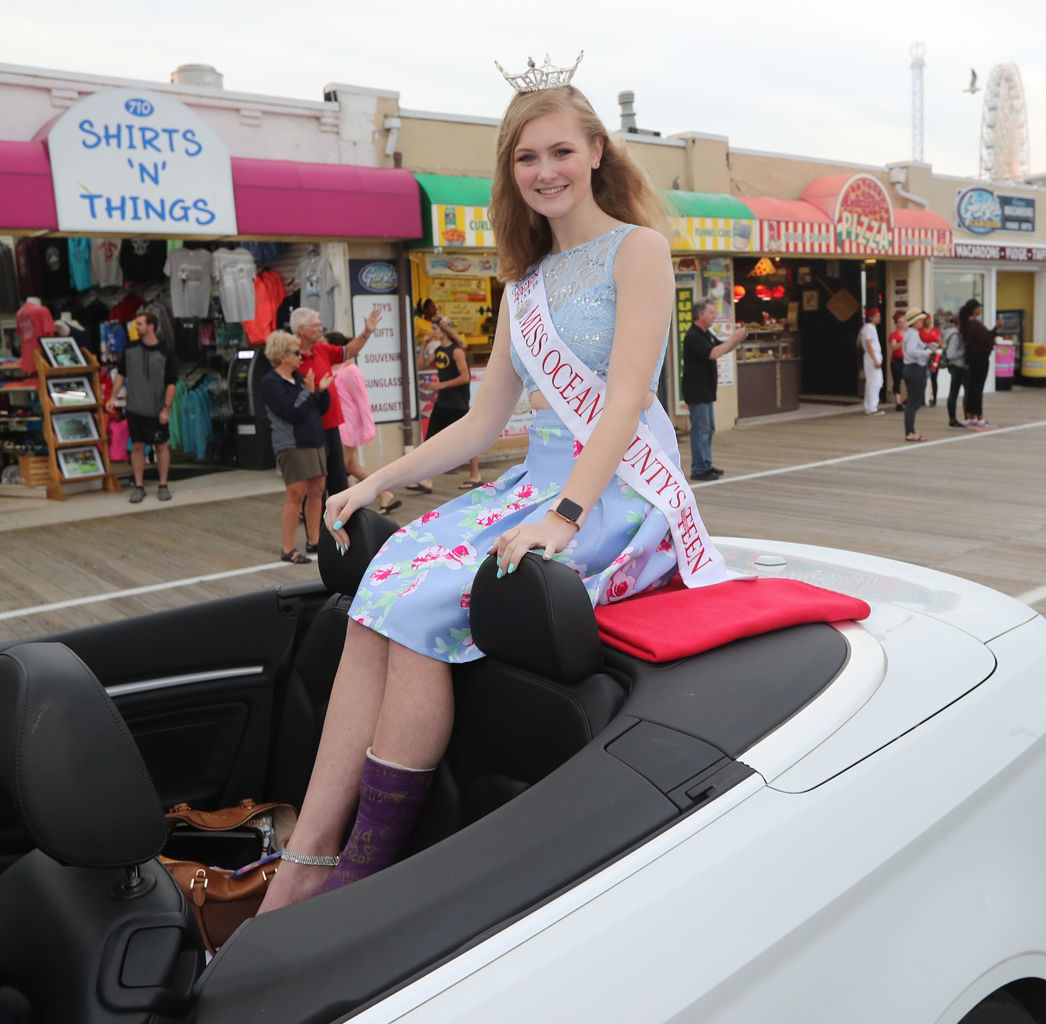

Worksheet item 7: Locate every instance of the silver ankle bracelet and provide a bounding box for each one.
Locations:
[280,850,339,866]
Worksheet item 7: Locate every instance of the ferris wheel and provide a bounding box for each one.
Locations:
[979,63,1030,182]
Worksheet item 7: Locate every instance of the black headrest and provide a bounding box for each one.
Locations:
[0,643,166,868]
[318,508,400,597]
[469,552,603,683]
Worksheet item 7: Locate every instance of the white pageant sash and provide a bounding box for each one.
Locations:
[509,266,743,589]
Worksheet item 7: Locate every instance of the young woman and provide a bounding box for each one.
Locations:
[887,311,906,411]
[260,79,690,912]
[407,315,483,492]
[959,298,1000,429]
[327,331,400,516]
[260,330,332,564]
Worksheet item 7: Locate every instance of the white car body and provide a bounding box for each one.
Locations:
[350,539,1046,1024]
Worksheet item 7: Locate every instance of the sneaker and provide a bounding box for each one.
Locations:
[865,410,886,416]
[129,485,146,504]
[709,466,724,476]
[948,419,966,429]
[690,471,720,482]
[157,484,172,501]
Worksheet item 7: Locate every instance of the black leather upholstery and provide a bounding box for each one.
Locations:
[0,643,166,869]
[469,551,603,682]
[317,506,398,598]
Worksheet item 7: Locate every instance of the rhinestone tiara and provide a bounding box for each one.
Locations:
[495,51,584,94]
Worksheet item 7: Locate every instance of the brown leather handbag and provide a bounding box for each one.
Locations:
[161,855,279,954]
[161,799,298,954]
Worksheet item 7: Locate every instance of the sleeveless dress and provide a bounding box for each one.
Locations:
[348,225,679,663]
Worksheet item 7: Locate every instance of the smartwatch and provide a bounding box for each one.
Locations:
[552,498,583,530]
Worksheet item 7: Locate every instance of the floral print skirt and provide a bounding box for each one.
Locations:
[347,407,680,663]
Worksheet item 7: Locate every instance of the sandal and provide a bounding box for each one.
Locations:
[405,483,433,494]
[281,548,311,564]
[379,500,402,515]
[305,541,319,554]
[905,434,927,443]
[458,479,483,489]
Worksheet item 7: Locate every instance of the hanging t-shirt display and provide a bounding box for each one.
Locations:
[14,238,44,299]
[120,239,167,283]
[0,244,18,312]
[164,248,213,318]
[16,300,56,373]
[41,239,70,298]
[91,238,122,288]
[68,238,93,291]
[296,251,337,328]
[212,248,257,323]
[243,269,287,344]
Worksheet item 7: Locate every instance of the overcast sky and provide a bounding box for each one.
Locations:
[6,0,1044,181]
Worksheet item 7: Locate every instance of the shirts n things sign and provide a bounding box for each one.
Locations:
[47,88,237,236]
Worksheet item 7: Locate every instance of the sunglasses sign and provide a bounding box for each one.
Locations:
[48,88,237,235]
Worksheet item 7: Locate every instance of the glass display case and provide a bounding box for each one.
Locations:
[736,326,801,417]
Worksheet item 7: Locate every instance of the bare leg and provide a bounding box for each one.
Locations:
[281,481,307,553]
[156,442,171,486]
[304,475,326,546]
[462,456,482,487]
[343,444,395,509]
[259,619,390,911]
[130,442,146,487]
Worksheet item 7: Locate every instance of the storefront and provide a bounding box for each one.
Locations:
[934,183,1046,387]
[408,174,531,451]
[0,86,420,496]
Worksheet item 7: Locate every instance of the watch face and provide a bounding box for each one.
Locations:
[556,498,583,523]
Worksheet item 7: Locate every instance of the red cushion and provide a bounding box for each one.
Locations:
[594,576,871,662]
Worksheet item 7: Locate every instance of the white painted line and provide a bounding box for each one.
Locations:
[692,419,1046,487]
[0,561,294,622]
[1016,584,1046,608]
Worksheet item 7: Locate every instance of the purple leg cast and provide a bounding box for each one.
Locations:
[316,749,436,895]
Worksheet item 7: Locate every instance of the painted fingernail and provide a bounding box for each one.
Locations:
[496,568,504,579]
[333,520,343,531]
[507,563,515,574]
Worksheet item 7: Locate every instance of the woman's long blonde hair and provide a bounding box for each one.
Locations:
[489,85,667,283]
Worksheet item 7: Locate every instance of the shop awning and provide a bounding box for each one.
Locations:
[0,141,58,231]
[894,207,953,257]
[665,191,756,253]
[663,191,753,219]
[230,158,421,239]
[740,196,835,254]
[411,174,493,249]
[0,141,421,240]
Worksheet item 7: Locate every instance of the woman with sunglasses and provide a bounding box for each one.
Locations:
[261,329,333,564]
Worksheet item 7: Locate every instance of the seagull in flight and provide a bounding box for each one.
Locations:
[963,69,980,94]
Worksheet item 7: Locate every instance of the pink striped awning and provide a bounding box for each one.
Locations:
[740,197,835,254]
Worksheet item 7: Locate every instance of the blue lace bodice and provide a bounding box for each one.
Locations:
[509,223,669,395]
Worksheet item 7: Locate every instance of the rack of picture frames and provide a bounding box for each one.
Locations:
[33,337,121,501]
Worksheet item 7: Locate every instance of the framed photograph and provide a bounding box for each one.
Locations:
[52,409,100,444]
[802,290,820,312]
[57,445,104,479]
[47,376,95,408]
[40,336,87,369]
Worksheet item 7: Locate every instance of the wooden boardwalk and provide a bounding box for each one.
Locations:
[2,386,1045,642]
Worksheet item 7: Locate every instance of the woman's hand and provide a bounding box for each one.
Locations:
[304,368,316,392]
[323,484,372,552]
[489,512,579,575]
[317,372,334,391]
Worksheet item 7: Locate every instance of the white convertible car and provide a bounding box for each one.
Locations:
[1,509,1044,1024]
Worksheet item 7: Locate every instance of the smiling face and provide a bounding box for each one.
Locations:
[512,108,603,223]
[295,312,324,351]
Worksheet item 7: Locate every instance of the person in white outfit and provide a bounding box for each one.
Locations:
[859,308,884,415]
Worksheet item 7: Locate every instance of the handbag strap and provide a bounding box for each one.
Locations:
[165,798,284,832]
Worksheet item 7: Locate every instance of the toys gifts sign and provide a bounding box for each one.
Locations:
[48,88,237,235]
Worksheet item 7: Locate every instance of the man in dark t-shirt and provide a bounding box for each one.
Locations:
[681,298,746,482]
[106,312,178,503]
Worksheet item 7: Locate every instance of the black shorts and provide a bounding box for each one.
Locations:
[126,411,170,446]
[424,401,467,440]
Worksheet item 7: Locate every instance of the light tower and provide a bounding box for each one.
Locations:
[979,63,1030,182]
[910,43,926,163]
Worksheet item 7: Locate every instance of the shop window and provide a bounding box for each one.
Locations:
[935,270,984,321]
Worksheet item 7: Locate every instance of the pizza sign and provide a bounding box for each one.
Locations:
[835,175,893,254]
